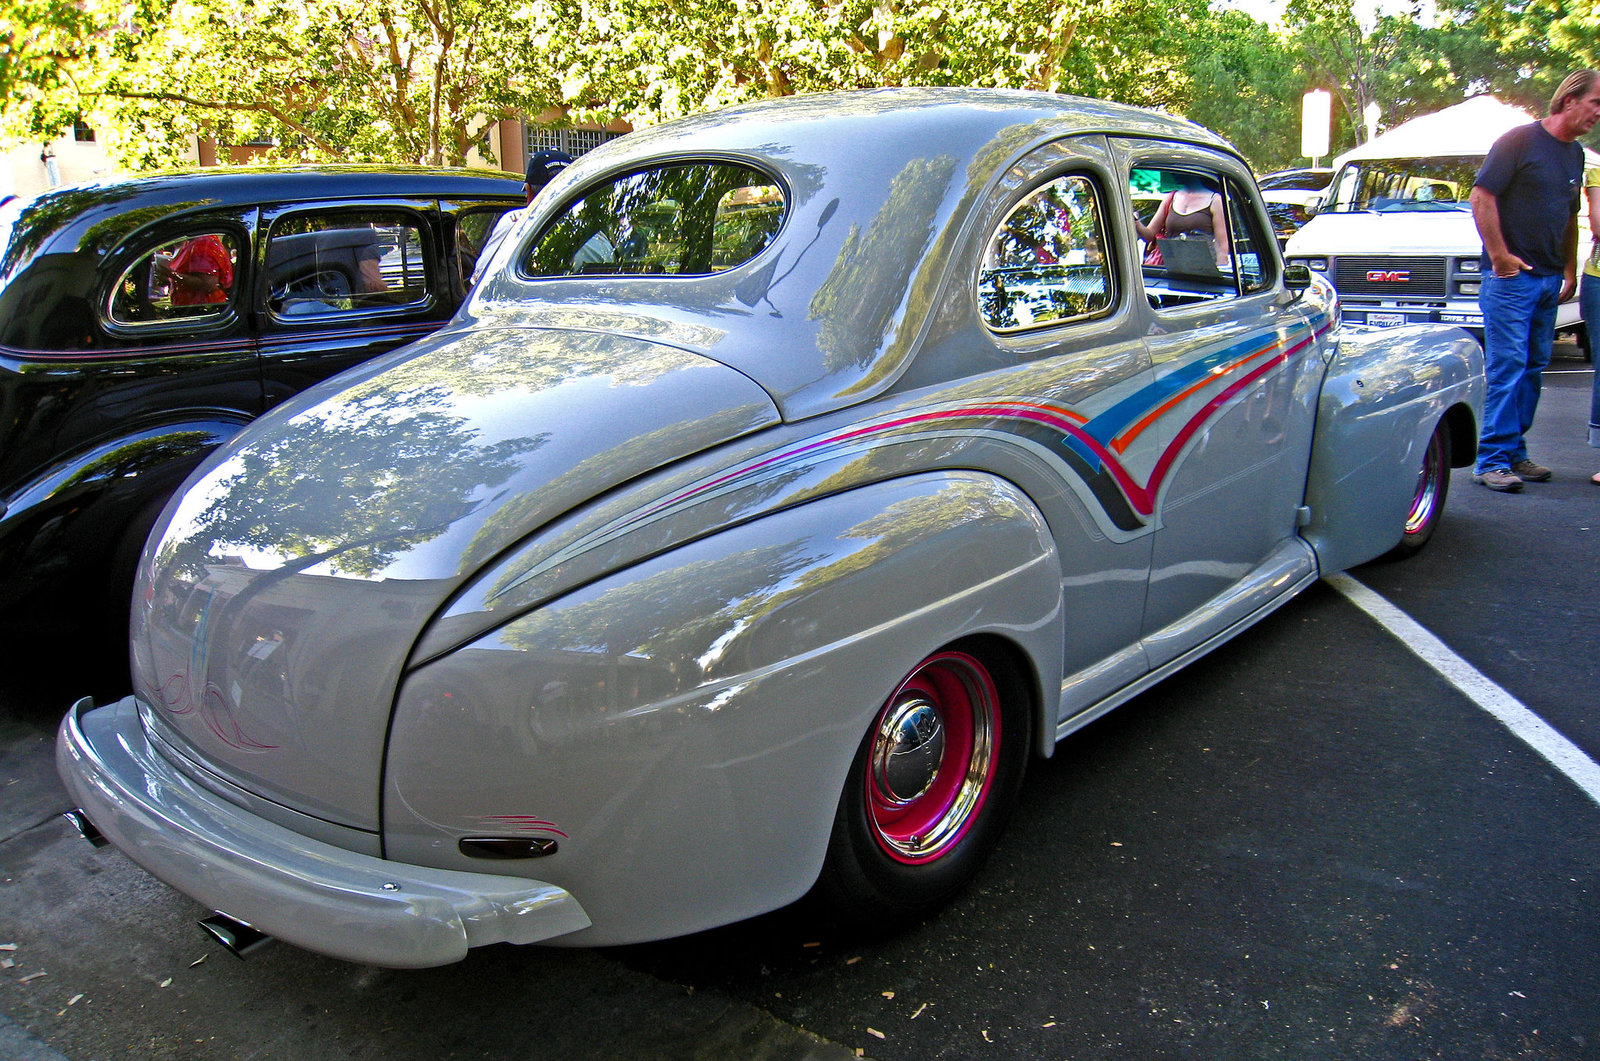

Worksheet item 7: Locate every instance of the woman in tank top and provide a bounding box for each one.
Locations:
[1137,174,1229,269]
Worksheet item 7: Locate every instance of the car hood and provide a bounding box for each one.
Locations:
[131,323,781,831]
[1286,209,1480,257]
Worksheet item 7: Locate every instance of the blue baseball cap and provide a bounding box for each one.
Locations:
[526,149,574,190]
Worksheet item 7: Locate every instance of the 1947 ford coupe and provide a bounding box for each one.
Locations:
[56,89,1484,968]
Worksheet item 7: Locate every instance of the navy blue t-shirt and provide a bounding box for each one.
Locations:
[1474,121,1584,275]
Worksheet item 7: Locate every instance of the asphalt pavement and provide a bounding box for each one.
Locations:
[2,346,1597,1061]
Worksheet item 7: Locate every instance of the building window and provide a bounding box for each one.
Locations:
[73,120,96,143]
[525,126,623,159]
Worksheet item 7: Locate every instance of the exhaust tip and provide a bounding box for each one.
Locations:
[63,809,108,848]
[198,914,273,959]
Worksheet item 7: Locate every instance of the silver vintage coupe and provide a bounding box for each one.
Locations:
[57,89,1483,967]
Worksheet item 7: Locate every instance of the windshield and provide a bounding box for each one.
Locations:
[1323,156,1481,213]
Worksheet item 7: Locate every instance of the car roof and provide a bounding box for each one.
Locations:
[33,164,522,206]
[575,88,1236,177]
[472,88,1247,422]
[1258,168,1334,190]
[1,165,522,264]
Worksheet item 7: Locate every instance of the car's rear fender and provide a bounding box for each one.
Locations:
[383,470,1064,946]
[1301,323,1483,574]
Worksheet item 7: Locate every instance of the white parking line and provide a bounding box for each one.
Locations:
[1327,572,1600,808]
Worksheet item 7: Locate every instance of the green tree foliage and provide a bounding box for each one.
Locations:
[1433,0,1598,114]
[1180,8,1308,170]
[4,0,1212,168]
[4,0,1588,171]
[2,0,568,167]
[0,0,123,141]
[541,0,1204,128]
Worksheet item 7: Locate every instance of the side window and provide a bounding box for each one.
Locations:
[525,162,785,278]
[109,232,241,326]
[455,206,514,292]
[1226,178,1273,294]
[979,174,1113,332]
[1134,166,1249,309]
[266,210,428,318]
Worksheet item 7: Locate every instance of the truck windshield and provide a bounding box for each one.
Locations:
[1324,156,1482,213]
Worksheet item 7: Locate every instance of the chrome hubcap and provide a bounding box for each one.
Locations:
[872,697,947,804]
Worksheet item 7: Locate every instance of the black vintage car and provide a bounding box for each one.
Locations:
[0,166,522,653]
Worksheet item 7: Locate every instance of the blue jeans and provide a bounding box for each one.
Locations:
[1476,270,1562,473]
[1583,269,1600,448]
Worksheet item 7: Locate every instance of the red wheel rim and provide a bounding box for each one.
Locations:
[864,651,999,864]
[1405,429,1446,537]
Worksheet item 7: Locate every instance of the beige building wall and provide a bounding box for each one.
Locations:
[2,131,122,199]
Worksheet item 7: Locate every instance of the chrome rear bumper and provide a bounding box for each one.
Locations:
[56,696,590,968]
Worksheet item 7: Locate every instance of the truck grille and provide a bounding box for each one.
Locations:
[1334,257,1447,298]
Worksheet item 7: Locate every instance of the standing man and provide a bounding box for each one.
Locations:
[470,148,574,287]
[1471,69,1600,491]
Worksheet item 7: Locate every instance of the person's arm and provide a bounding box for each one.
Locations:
[1209,193,1230,266]
[1470,185,1529,278]
[1134,193,1172,243]
[1560,212,1580,302]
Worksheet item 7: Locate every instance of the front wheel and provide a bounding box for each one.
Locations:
[1386,419,1451,560]
[816,643,1031,924]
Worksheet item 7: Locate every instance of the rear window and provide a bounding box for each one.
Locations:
[109,231,242,326]
[524,162,785,278]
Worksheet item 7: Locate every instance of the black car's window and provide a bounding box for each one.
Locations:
[1259,170,1332,192]
[455,206,513,288]
[109,232,242,326]
[1133,166,1269,309]
[266,210,427,317]
[524,162,784,278]
[979,174,1113,333]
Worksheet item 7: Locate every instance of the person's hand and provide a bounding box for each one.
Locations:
[1489,251,1530,279]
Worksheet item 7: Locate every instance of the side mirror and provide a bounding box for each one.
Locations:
[1303,195,1324,219]
[1283,263,1314,303]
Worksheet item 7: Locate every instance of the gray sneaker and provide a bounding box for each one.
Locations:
[1512,458,1552,482]
[1473,468,1524,492]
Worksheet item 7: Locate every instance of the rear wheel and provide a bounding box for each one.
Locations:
[817,643,1031,923]
[1386,419,1451,559]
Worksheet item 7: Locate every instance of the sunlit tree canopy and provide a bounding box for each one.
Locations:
[2,0,1593,172]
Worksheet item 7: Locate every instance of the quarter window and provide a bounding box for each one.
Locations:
[980,175,1113,332]
[109,232,241,326]
[454,205,515,294]
[266,210,428,317]
[525,162,785,278]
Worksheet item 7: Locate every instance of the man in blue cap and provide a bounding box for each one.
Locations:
[470,148,573,286]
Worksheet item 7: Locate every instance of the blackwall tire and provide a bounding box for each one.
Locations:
[816,642,1031,924]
